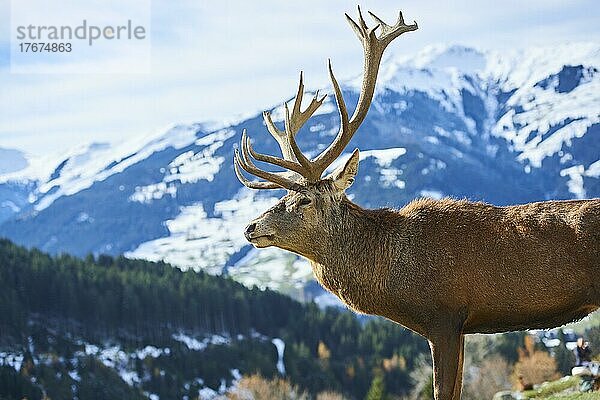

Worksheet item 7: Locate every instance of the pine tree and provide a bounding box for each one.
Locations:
[365,370,386,400]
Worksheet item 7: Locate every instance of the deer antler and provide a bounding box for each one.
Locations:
[312,7,417,176]
[235,72,327,185]
[262,72,327,163]
[234,7,417,190]
[233,130,303,191]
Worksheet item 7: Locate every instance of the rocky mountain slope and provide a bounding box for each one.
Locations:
[0,43,598,295]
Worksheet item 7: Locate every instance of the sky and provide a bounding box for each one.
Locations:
[0,0,599,155]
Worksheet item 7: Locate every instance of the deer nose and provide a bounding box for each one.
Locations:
[245,223,257,237]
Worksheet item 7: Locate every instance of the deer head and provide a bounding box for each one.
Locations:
[234,7,417,259]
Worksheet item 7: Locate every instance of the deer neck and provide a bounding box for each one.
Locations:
[308,200,400,314]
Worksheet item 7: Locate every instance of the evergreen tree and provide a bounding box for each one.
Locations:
[365,370,386,400]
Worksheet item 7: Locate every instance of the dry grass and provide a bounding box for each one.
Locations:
[227,374,308,400]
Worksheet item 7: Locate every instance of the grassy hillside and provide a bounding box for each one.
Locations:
[518,376,600,399]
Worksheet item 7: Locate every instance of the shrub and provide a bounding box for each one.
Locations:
[227,374,308,400]
[512,336,560,388]
[463,355,512,400]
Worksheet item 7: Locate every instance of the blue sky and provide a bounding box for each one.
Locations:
[1,0,599,155]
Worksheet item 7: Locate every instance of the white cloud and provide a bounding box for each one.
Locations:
[0,0,598,154]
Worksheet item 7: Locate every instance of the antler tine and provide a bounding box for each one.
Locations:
[284,102,318,179]
[356,5,369,35]
[311,60,350,175]
[290,71,306,127]
[261,72,326,164]
[238,71,328,189]
[233,157,280,190]
[366,10,386,27]
[345,6,380,46]
[263,110,284,138]
[345,13,363,41]
[287,72,328,135]
[309,7,417,178]
[234,131,300,191]
[283,73,329,181]
[262,110,297,163]
[290,92,327,134]
[283,102,293,135]
[368,10,418,44]
[242,130,306,176]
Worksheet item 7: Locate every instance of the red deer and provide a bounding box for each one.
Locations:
[232,7,600,400]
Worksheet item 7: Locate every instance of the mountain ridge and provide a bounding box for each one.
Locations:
[0,42,598,294]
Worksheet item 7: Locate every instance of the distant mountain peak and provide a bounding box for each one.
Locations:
[0,147,28,175]
[400,44,486,73]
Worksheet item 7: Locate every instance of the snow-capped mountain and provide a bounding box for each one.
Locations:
[0,147,36,225]
[1,43,598,295]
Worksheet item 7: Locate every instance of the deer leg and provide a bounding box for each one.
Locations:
[453,334,465,399]
[429,332,465,400]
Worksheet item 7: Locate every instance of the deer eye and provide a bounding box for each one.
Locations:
[298,197,312,207]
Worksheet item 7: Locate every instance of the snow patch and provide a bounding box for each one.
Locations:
[129,129,234,204]
[379,168,405,189]
[364,148,407,168]
[230,368,242,381]
[230,247,312,292]
[560,161,600,199]
[586,160,600,178]
[130,182,177,203]
[127,193,279,274]
[136,346,168,360]
[271,338,286,376]
[327,148,407,173]
[489,44,600,167]
[313,292,344,309]
[1,200,20,213]
[80,344,141,385]
[199,387,217,400]
[172,333,231,351]
[0,352,24,371]
[68,370,81,382]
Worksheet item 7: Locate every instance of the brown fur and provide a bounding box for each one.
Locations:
[246,185,600,399]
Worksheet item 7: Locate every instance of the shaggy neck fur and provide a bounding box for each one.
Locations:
[306,198,405,314]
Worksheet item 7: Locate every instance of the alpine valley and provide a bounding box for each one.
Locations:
[1,43,599,300]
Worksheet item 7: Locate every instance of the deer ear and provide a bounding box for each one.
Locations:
[329,148,359,191]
